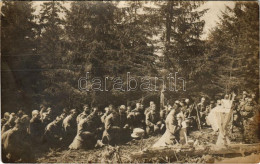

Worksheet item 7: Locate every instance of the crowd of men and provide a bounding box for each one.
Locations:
[1,91,259,162]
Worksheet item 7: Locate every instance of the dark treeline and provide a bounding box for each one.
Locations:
[1,1,259,115]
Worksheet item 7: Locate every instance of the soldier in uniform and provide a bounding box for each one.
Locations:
[2,118,34,162]
[101,107,110,124]
[62,109,78,146]
[16,109,25,118]
[2,113,16,134]
[76,104,91,124]
[144,101,156,115]
[41,107,54,127]
[160,104,172,123]
[44,116,64,147]
[118,105,131,143]
[39,104,47,119]
[102,107,121,146]
[240,98,258,143]
[127,103,145,130]
[29,110,44,144]
[251,93,258,105]
[69,107,101,149]
[196,97,207,126]
[239,91,248,107]
[126,105,132,116]
[2,112,10,128]
[206,101,215,113]
[145,105,162,136]
[59,108,69,120]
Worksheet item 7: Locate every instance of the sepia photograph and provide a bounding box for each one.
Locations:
[1,1,259,163]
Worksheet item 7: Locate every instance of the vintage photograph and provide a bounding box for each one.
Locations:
[1,1,259,163]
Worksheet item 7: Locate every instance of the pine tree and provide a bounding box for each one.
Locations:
[142,1,208,100]
[64,2,158,107]
[38,2,71,111]
[1,1,39,113]
[207,2,259,96]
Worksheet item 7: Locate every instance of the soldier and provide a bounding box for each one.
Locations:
[240,98,258,143]
[197,97,207,126]
[2,118,34,162]
[118,105,128,128]
[2,113,16,134]
[144,101,156,115]
[70,107,102,149]
[77,104,91,124]
[251,93,258,105]
[180,101,188,116]
[29,110,44,144]
[126,106,132,116]
[145,105,162,136]
[2,112,10,127]
[118,105,131,143]
[230,99,241,133]
[16,109,25,118]
[59,108,69,120]
[39,104,47,119]
[102,107,121,146]
[41,107,54,127]
[127,103,145,130]
[160,104,172,122]
[184,99,195,118]
[206,101,215,113]
[101,107,110,123]
[62,109,78,145]
[21,115,30,133]
[44,116,64,147]
[239,91,248,107]
[177,103,189,144]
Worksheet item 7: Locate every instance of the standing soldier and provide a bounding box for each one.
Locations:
[196,97,207,127]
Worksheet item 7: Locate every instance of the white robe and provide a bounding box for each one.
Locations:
[206,105,222,132]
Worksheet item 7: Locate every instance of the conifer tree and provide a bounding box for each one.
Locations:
[1,1,39,113]
[207,2,259,96]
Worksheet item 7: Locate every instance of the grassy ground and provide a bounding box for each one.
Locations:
[36,128,258,163]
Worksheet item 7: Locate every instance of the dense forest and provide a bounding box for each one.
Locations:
[1,1,259,115]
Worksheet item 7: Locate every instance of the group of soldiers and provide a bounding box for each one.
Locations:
[1,91,259,162]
